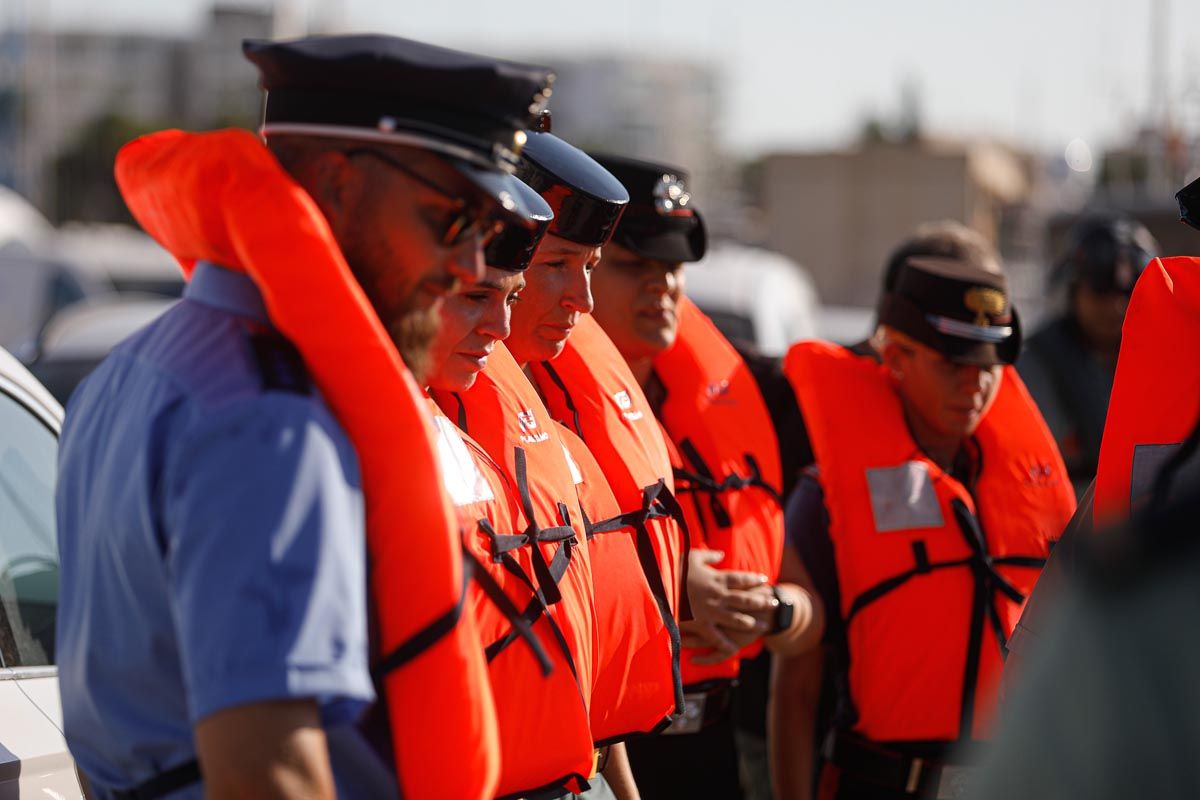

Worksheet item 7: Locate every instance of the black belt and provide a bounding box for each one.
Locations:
[660,682,734,735]
[111,759,202,800]
[824,732,976,799]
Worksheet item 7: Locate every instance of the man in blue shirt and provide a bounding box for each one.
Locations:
[55,35,553,799]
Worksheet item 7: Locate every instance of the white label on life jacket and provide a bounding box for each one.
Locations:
[432,414,495,507]
[561,442,585,486]
[865,461,944,532]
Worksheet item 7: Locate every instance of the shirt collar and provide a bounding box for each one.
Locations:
[184,261,270,325]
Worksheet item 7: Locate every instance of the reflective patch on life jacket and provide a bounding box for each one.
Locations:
[560,442,584,486]
[517,408,550,444]
[866,461,944,532]
[432,414,496,507]
[1130,442,1181,510]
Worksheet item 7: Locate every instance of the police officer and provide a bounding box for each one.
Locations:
[54,34,551,799]
[773,242,1076,800]
[1018,215,1160,497]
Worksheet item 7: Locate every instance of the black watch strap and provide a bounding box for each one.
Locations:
[770,584,795,635]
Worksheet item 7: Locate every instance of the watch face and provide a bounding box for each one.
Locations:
[775,600,796,634]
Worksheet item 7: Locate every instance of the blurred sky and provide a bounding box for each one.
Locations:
[22,0,1200,159]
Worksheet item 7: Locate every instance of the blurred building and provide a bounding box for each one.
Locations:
[541,56,726,226]
[759,139,1031,308]
[0,4,273,216]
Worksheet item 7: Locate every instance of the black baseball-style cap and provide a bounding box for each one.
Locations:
[485,180,554,270]
[243,35,555,228]
[878,256,1022,366]
[589,153,707,263]
[1054,215,1159,294]
[515,126,629,247]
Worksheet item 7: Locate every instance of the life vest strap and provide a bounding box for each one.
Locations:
[486,550,581,686]
[372,567,468,679]
[673,439,783,530]
[462,544,553,676]
[842,500,1046,740]
[537,360,583,438]
[511,446,579,607]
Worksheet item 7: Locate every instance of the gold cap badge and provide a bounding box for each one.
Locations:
[964,287,1006,326]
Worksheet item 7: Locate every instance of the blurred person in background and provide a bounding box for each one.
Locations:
[773,234,1075,800]
[1017,215,1160,497]
[587,153,822,800]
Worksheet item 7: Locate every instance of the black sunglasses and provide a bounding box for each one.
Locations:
[345,148,501,248]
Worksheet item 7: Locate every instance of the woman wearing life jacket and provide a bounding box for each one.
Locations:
[423,193,602,799]
[585,153,820,800]
[512,124,690,754]
[775,246,1075,800]
[57,35,556,800]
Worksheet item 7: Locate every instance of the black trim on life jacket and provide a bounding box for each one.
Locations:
[839,498,1044,740]
[111,759,203,800]
[673,438,783,530]
[586,479,689,722]
[538,361,584,438]
[462,545,553,677]
[373,565,470,679]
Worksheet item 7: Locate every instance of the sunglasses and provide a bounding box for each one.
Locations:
[346,148,501,248]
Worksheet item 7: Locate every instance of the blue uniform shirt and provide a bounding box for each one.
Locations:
[55,262,386,798]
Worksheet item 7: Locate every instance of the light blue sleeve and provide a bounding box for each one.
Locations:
[160,392,374,725]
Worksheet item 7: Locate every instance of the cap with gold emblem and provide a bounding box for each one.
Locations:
[878,256,1022,366]
[243,34,555,227]
[589,153,707,263]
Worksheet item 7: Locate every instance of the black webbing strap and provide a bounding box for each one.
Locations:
[673,439,784,529]
[512,447,579,606]
[538,360,584,438]
[373,566,469,679]
[584,479,688,715]
[462,543,553,676]
[112,759,203,800]
[485,546,581,685]
[841,498,1045,740]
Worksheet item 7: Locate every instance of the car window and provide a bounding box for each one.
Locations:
[0,389,58,668]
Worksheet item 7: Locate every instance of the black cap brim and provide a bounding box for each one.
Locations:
[879,292,1022,367]
[613,212,707,263]
[451,160,548,229]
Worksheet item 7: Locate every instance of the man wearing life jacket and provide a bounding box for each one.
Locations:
[584,154,821,800]
[773,249,1075,799]
[430,127,650,798]
[55,35,552,800]
[512,123,694,760]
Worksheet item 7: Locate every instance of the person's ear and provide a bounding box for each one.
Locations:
[881,340,905,381]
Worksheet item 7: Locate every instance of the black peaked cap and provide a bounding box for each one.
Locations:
[486,180,554,271]
[589,152,707,263]
[516,132,629,247]
[878,256,1022,366]
[244,35,555,225]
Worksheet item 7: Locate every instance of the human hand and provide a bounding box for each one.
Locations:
[686,549,778,631]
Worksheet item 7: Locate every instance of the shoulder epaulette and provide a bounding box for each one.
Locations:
[248,332,313,395]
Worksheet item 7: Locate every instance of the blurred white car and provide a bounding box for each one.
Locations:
[685,241,820,356]
[0,345,85,798]
[29,295,177,405]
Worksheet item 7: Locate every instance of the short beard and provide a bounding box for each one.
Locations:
[390,304,440,383]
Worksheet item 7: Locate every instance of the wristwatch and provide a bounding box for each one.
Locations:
[769,584,795,635]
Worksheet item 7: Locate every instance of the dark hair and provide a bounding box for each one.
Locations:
[881,220,1001,292]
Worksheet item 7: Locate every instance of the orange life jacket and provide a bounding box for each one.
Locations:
[783,341,1074,741]
[652,297,785,687]
[1093,257,1200,526]
[528,314,685,734]
[115,129,499,799]
[428,400,596,798]
[431,344,599,717]
[554,418,681,744]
